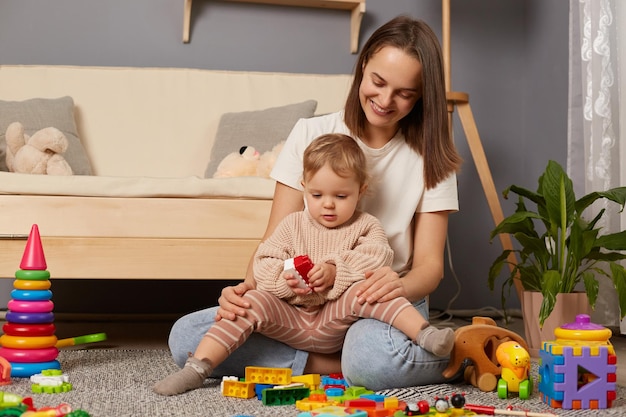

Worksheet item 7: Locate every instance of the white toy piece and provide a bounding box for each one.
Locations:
[284,255,314,290]
[30,369,73,393]
[30,371,69,387]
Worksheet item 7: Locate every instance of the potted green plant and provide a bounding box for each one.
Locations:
[488,160,626,330]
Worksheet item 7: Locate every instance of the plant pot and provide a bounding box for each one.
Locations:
[521,291,591,357]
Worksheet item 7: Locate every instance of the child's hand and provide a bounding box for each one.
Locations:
[282,270,312,295]
[306,263,335,292]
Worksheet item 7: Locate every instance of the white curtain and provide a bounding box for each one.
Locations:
[568,0,623,327]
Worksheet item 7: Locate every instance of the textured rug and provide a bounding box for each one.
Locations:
[2,349,625,417]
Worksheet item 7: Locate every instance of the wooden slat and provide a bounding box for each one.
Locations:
[0,237,258,280]
[0,195,271,239]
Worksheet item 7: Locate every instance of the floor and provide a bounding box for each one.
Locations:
[35,312,626,387]
[2,308,625,387]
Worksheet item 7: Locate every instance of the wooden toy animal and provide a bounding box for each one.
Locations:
[442,316,529,392]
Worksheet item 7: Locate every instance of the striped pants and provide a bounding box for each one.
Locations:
[205,283,413,355]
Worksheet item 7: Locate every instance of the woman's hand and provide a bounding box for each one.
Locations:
[216,281,253,321]
[355,266,406,304]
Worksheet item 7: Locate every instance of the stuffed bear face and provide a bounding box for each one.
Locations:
[239,146,260,161]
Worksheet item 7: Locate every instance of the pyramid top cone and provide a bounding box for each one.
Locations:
[20,224,47,270]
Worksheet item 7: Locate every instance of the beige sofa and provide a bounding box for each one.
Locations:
[0,65,351,280]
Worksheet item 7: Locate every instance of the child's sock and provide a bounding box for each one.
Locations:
[153,356,213,396]
[416,325,455,357]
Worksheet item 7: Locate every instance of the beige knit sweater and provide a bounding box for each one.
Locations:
[254,210,394,306]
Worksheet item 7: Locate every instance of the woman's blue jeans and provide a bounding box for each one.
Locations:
[167,298,452,391]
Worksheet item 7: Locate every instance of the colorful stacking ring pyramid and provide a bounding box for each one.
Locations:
[0,224,61,377]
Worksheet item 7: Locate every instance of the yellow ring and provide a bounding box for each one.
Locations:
[13,279,52,290]
[0,334,58,349]
[554,327,612,342]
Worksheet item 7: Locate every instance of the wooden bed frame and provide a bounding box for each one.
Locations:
[0,195,271,280]
[0,65,352,283]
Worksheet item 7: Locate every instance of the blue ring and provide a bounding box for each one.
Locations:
[9,360,61,378]
[5,311,54,324]
[11,289,53,301]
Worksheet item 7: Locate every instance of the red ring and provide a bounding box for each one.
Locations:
[2,323,56,337]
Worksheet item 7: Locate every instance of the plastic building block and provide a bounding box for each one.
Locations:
[262,386,310,405]
[343,386,372,398]
[297,390,405,416]
[344,397,403,416]
[245,366,291,385]
[539,314,616,409]
[297,406,368,417]
[296,393,336,411]
[344,398,376,408]
[284,255,314,289]
[222,379,256,399]
[30,370,72,394]
[254,383,274,400]
[316,386,374,406]
[31,383,73,394]
[325,388,344,397]
[292,373,321,390]
[321,375,347,388]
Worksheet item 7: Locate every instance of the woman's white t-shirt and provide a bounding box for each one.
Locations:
[271,111,458,276]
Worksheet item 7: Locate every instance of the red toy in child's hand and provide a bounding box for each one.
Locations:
[284,255,314,290]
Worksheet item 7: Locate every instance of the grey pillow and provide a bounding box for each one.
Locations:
[0,96,93,175]
[205,100,317,178]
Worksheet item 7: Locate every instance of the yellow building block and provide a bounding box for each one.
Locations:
[292,373,321,390]
[222,379,256,399]
[245,366,292,384]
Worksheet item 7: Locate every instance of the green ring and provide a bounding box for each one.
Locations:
[15,270,51,280]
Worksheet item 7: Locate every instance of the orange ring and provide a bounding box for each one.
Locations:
[13,279,51,290]
[0,334,58,349]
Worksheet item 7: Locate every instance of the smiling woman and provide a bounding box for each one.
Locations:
[167,15,464,391]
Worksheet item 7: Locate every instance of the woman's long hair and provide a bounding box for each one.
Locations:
[344,15,462,189]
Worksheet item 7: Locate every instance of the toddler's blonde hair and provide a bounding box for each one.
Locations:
[303,134,368,188]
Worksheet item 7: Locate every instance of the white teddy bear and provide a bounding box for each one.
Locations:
[5,121,73,175]
[213,141,284,179]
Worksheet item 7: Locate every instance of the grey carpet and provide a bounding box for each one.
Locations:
[2,349,625,417]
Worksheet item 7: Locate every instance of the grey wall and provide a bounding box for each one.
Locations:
[0,0,568,316]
